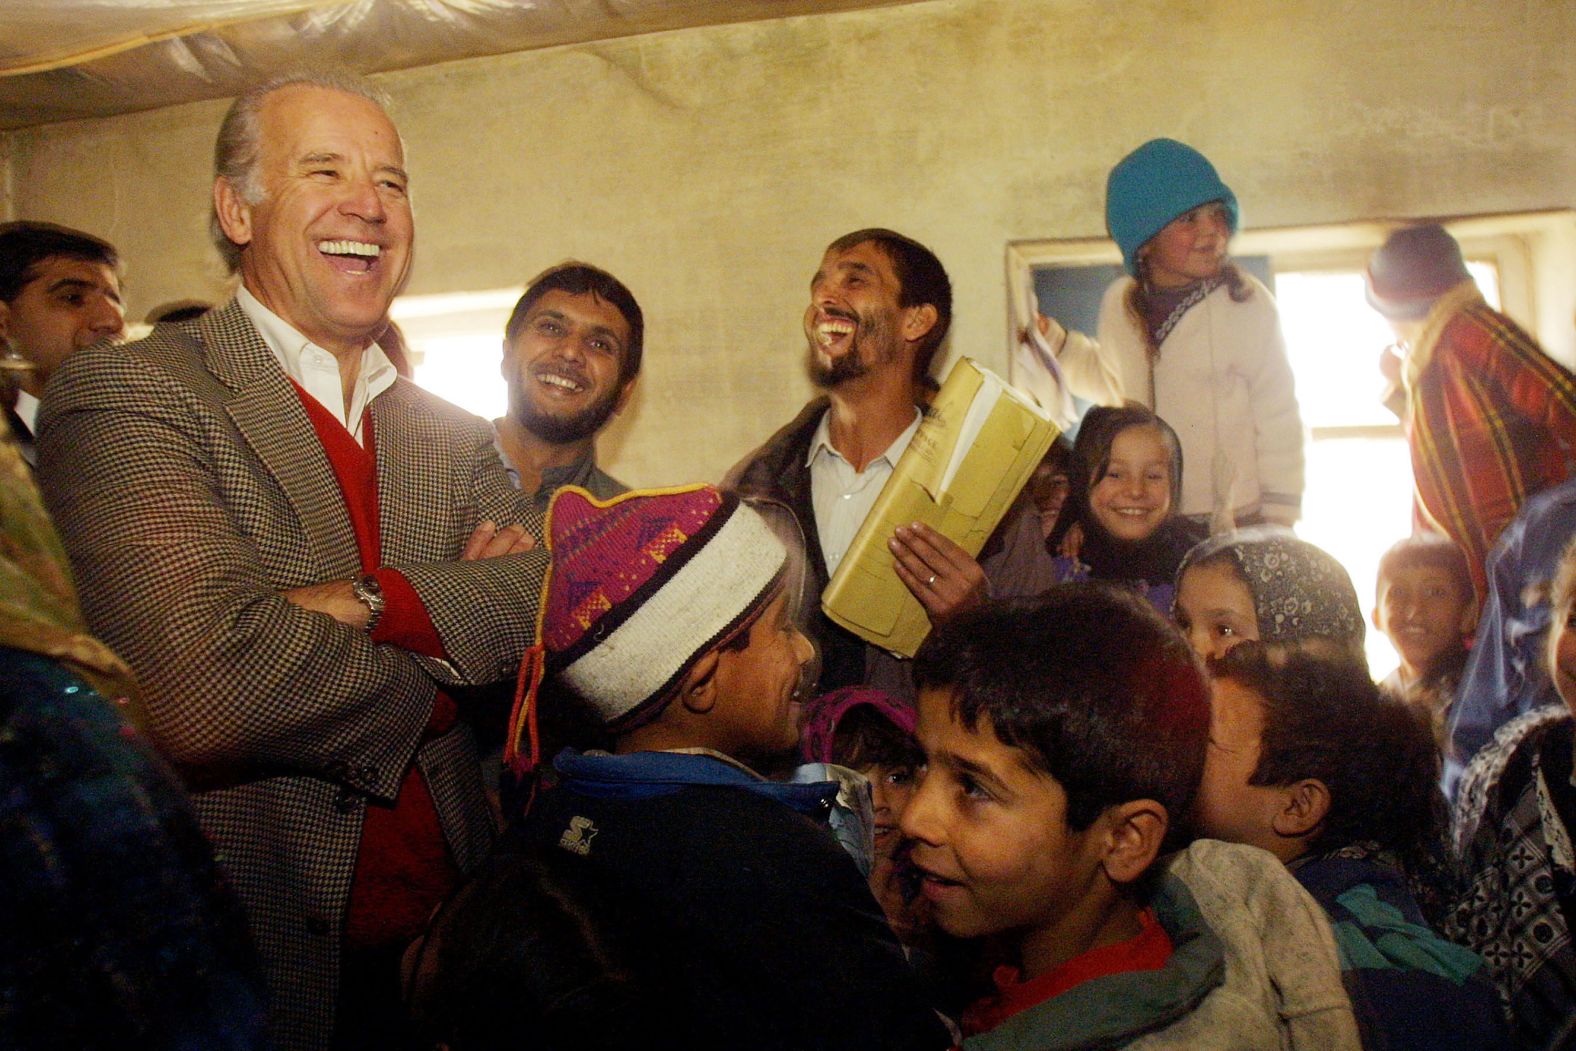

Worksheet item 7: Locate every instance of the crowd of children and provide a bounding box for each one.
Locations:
[389,464,1576,1051]
[396,139,1572,1045]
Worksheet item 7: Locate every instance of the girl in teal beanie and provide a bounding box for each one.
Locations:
[1039,139,1305,537]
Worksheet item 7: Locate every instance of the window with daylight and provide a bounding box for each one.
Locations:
[387,286,525,422]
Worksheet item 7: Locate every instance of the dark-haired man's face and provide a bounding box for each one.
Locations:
[0,256,124,382]
[502,289,633,444]
[803,241,906,388]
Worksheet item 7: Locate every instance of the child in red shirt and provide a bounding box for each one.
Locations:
[902,585,1359,1049]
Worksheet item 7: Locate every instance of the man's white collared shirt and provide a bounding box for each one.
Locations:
[236,285,395,446]
[808,408,922,578]
[14,390,40,435]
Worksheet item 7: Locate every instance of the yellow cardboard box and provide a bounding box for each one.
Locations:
[821,358,1059,657]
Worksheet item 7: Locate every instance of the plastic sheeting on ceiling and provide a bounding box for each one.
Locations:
[0,0,922,131]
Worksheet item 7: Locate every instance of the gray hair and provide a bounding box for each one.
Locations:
[209,70,395,273]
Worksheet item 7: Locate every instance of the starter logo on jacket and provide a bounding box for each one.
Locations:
[559,815,599,855]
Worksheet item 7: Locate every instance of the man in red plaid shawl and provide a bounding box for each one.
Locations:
[1368,224,1576,602]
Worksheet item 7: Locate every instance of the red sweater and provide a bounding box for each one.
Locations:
[961,907,1174,1038]
[292,384,461,951]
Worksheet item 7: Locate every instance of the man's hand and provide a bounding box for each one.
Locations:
[888,522,988,624]
[282,520,536,628]
[282,580,369,629]
[461,519,537,560]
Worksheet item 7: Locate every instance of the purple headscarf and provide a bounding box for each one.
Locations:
[799,686,918,765]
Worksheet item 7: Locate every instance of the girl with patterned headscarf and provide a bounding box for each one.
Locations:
[1172,526,1365,664]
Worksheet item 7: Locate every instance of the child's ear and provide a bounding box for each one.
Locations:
[1370,601,1384,632]
[1271,779,1330,840]
[1100,799,1168,885]
[677,651,721,715]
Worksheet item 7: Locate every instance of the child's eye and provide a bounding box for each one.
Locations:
[958,774,992,802]
[885,766,915,787]
[1216,622,1236,638]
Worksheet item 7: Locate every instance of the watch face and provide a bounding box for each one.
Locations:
[353,575,385,626]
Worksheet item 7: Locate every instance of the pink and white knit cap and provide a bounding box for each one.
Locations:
[541,484,787,728]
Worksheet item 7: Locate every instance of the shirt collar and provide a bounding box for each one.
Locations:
[13,390,40,434]
[539,449,599,494]
[804,406,922,469]
[235,284,396,404]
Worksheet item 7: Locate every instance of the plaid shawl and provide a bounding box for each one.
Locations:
[1403,283,1576,601]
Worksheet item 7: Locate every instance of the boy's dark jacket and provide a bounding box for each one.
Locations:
[509,748,951,1051]
[1291,854,1514,1051]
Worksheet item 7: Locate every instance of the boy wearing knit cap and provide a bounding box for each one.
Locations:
[1366,223,1576,602]
[502,483,951,1051]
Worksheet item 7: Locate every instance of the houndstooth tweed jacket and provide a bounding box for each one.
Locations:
[36,298,548,1051]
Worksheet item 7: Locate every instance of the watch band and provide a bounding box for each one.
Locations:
[351,572,386,633]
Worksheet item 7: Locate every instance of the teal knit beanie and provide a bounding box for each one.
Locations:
[1105,139,1240,276]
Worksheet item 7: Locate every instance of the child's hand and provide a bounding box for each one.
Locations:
[1379,343,1404,386]
[1058,521,1085,559]
[888,522,988,623]
[1019,313,1067,355]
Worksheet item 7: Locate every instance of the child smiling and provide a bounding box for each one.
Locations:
[902,586,1359,1050]
[1048,404,1195,611]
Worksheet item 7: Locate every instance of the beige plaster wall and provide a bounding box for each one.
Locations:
[3,0,1573,486]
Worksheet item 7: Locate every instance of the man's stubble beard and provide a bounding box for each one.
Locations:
[510,382,622,444]
[804,309,900,390]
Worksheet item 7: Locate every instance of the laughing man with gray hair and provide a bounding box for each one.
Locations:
[37,71,548,1050]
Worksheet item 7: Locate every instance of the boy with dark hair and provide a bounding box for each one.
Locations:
[1373,534,1476,749]
[502,483,950,1051]
[1193,642,1512,1051]
[902,584,1359,1050]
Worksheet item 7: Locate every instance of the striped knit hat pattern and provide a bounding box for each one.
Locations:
[541,484,788,729]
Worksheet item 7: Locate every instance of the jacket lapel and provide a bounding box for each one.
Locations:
[372,380,454,566]
[201,299,360,579]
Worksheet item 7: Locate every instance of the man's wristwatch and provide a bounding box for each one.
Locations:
[350,572,385,633]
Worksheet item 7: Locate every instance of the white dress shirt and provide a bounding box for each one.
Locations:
[14,389,40,435]
[808,408,922,578]
[236,285,395,446]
